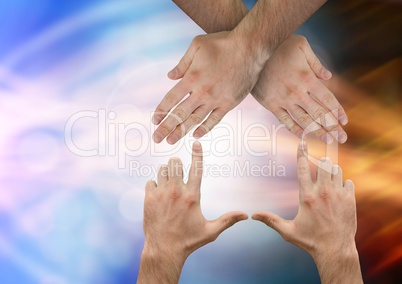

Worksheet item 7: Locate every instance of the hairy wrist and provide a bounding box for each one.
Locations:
[138,243,187,284]
[142,240,187,264]
[312,242,359,263]
[311,243,363,284]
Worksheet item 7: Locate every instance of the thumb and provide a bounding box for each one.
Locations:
[301,41,332,80]
[168,36,201,80]
[208,211,248,239]
[252,211,290,237]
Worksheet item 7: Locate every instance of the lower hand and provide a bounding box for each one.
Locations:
[252,141,357,258]
[143,142,248,260]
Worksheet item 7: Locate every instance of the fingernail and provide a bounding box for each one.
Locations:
[167,134,179,145]
[152,115,161,125]
[193,130,203,139]
[168,69,177,79]
[323,69,332,79]
[193,141,201,149]
[153,132,164,143]
[332,165,340,175]
[340,116,348,126]
[339,132,348,144]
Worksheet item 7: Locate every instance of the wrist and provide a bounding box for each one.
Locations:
[232,27,270,66]
[312,242,359,262]
[311,242,363,284]
[142,241,187,265]
[138,242,187,284]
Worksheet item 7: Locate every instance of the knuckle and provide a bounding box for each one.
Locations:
[297,35,308,46]
[192,35,202,44]
[277,112,291,126]
[298,165,310,176]
[298,113,311,126]
[281,231,292,243]
[290,125,301,136]
[189,113,203,125]
[157,123,172,136]
[173,107,187,123]
[207,113,222,126]
[168,187,182,201]
[165,92,177,106]
[313,128,326,139]
[200,83,213,95]
[290,89,303,100]
[186,71,200,84]
[207,231,218,242]
[184,193,198,207]
[313,109,326,121]
[318,187,331,200]
[145,180,155,190]
[300,70,313,84]
[224,217,234,229]
[325,123,339,133]
[322,94,336,108]
[302,193,315,207]
[173,124,186,139]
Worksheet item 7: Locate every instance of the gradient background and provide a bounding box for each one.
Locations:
[0,0,401,283]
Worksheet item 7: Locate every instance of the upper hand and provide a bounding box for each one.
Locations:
[143,142,248,260]
[252,35,348,144]
[252,141,357,258]
[152,31,263,144]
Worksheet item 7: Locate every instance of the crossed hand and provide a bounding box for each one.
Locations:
[152,34,348,145]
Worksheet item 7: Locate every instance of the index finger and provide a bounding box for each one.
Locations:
[297,140,313,190]
[188,141,203,189]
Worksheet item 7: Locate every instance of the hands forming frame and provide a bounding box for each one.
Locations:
[137,142,363,284]
[139,1,363,283]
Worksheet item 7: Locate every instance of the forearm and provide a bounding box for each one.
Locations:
[137,244,186,284]
[234,0,327,63]
[172,0,248,33]
[312,244,363,284]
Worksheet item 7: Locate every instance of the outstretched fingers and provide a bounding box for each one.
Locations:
[272,107,304,138]
[193,108,227,139]
[166,105,210,144]
[154,95,199,144]
[308,82,348,129]
[152,80,191,128]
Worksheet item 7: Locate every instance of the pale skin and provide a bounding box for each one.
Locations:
[253,141,363,284]
[152,0,348,145]
[137,142,248,284]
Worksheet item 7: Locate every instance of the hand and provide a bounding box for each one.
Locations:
[253,141,356,256]
[252,35,348,144]
[143,142,248,261]
[152,31,264,144]
[252,141,363,284]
